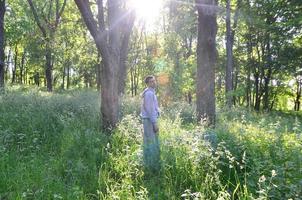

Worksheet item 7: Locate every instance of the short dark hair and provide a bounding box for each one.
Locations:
[144,75,155,84]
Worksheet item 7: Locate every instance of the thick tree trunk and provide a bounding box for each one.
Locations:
[0,0,5,88]
[74,0,135,131]
[196,0,217,126]
[100,57,119,130]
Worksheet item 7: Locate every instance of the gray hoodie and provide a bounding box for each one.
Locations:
[140,87,159,123]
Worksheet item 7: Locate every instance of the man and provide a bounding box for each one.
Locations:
[140,75,160,172]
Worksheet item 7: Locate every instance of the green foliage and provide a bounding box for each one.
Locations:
[1,90,301,199]
[0,88,102,199]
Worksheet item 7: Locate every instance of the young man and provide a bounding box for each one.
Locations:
[140,75,160,172]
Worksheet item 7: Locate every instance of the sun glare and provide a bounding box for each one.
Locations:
[130,0,163,26]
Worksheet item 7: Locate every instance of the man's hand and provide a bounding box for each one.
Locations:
[153,123,159,133]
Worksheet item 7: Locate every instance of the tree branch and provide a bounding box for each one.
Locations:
[74,0,110,60]
[27,0,47,37]
[55,0,67,27]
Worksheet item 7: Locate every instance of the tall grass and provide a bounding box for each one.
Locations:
[0,88,301,199]
[0,88,103,199]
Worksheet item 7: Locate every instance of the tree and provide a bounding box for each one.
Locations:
[196,0,218,126]
[27,0,67,92]
[164,1,197,101]
[0,0,5,88]
[74,0,135,130]
[225,0,241,107]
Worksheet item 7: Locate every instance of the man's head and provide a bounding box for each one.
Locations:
[144,75,157,89]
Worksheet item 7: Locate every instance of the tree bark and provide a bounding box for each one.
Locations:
[294,79,301,111]
[66,64,70,90]
[225,0,241,107]
[62,66,65,89]
[74,0,135,131]
[196,0,218,126]
[225,0,233,107]
[246,30,252,107]
[12,45,18,84]
[20,51,25,84]
[254,73,261,111]
[45,39,53,91]
[263,25,273,110]
[0,0,5,88]
[96,53,101,91]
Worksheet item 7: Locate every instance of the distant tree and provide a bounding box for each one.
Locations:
[196,0,218,126]
[0,0,5,88]
[225,0,241,107]
[26,0,67,91]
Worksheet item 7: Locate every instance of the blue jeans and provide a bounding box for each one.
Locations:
[142,118,160,172]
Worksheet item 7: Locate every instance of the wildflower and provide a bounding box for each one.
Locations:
[259,175,266,183]
[271,170,277,177]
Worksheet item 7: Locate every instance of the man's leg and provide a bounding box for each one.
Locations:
[143,119,160,172]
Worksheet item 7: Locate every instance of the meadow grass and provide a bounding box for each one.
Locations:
[0,88,301,199]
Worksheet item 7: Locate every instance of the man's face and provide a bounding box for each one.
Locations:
[148,78,157,88]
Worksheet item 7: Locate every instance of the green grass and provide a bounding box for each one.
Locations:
[0,88,301,199]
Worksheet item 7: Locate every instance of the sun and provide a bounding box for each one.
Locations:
[130,0,163,25]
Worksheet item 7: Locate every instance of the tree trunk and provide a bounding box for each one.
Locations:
[12,45,18,84]
[100,57,119,130]
[225,0,241,107]
[20,51,25,84]
[118,19,134,95]
[294,79,301,111]
[196,0,218,126]
[216,72,222,92]
[130,67,134,96]
[96,54,101,91]
[24,66,27,84]
[67,64,70,90]
[263,36,272,110]
[254,73,260,111]
[233,68,239,106]
[225,0,233,107]
[134,64,139,96]
[0,0,5,88]
[74,0,135,131]
[45,41,53,91]
[62,65,65,89]
[246,31,252,107]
